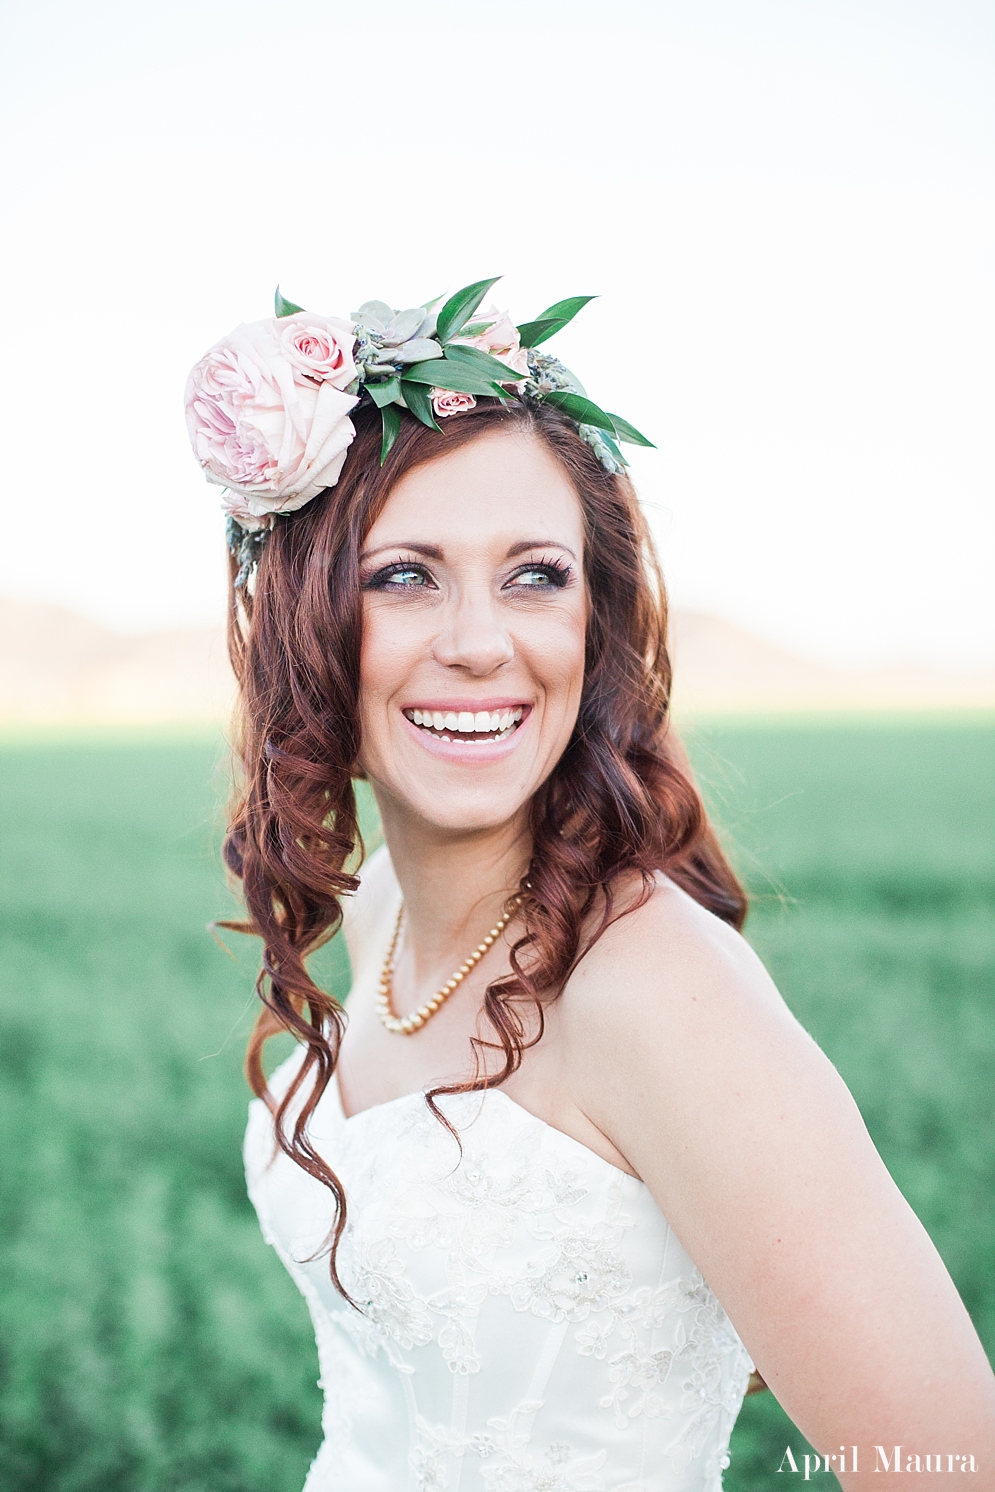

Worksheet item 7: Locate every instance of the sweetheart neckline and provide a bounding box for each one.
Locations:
[331,1067,645,1186]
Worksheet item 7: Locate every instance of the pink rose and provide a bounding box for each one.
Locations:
[184,317,359,524]
[279,312,357,389]
[452,306,529,379]
[432,390,477,418]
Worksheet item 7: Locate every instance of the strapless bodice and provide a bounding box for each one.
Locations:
[244,1048,753,1491]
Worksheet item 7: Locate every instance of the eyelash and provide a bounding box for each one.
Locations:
[361,558,573,592]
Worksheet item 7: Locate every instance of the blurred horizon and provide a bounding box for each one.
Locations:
[1,0,993,673]
[3,594,993,728]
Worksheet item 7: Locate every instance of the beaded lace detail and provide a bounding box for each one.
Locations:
[244,1052,754,1491]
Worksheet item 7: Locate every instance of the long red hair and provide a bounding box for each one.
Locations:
[222,398,747,1302]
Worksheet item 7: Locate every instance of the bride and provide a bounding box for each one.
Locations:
[186,282,995,1489]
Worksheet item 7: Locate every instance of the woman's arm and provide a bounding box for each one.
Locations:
[560,876,995,1487]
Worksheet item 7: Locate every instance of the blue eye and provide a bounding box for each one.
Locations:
[364,562,433,590]
[508,562,571,590]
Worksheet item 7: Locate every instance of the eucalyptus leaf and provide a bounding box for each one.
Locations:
[543,390,616,432]
[380,405,401,464]
[436,276,501,344]
[399,379,441,430]
[556,363,587,396]
[366,378,401,408]
[274,286,304,318]
[605,412,655,448]
[402,360,503,395]
[442,345,525,383]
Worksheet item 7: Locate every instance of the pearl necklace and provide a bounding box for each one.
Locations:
[376,896,524,1036]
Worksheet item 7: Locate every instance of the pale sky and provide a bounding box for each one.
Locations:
[1,0,992,669]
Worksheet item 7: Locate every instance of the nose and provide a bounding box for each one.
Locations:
[431,587,514,676]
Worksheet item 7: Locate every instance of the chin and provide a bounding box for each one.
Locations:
[391,780,533,838]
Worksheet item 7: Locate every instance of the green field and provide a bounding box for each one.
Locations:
[0,718,992,1490]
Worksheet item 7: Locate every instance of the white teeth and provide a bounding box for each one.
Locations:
[407,705,526,738]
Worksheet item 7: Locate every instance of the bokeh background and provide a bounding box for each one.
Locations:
[1,2,992,1488]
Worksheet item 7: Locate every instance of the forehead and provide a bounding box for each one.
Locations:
[364,429,584,554]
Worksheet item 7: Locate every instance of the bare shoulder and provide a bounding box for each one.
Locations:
[562,870,802,1052]
[558,870,849,1188]
[557,874,995,1451]
[341,842,400,981]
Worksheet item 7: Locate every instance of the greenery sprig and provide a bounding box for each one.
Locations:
[274,277,654,470]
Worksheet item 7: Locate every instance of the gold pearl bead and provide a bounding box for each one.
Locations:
[377,894,524,1037]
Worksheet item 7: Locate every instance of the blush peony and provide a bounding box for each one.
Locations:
[185,317,359,526]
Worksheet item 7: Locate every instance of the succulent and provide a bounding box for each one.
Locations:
[352,301,443,378]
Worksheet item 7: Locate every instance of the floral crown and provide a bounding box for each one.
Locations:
[184,276,652,584]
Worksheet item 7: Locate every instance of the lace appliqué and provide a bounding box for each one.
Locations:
[246,1081,754,1492]
[334,1234,434,1368]
[578,1269,752,1478]
[412,1401,609,1492]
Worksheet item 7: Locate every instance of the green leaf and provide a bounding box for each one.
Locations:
[543,390,616,432]
[380,405,401,464]
[399,380,441,430]
[605,412,655,448]
[402,360,504,396]
[516,318,562,348]
[517,295,596,347]
[599,429,629,467]
[436,276,501,344]
[366,377,401,408]
[442,345,525,383]
[274,285,304,318]
[534,294,597,324]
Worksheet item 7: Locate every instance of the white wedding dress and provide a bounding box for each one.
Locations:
[244,1044,755,1492]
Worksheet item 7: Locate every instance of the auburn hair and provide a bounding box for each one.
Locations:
[222,397,747,1303]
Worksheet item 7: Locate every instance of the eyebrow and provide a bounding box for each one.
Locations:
[360,539,578,562]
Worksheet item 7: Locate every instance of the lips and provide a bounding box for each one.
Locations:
[402,705,525,744]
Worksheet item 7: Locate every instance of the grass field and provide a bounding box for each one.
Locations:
[0,717,991,1490]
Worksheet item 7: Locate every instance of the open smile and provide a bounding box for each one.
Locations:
[402,706,526,745]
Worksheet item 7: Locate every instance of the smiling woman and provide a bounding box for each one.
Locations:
[356,430,588,834]
[190,287,995,1491]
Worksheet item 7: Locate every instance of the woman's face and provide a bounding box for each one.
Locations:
[357,427,587,838]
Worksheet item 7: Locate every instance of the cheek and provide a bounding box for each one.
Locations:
[359,602,425,703]
[523,603,587,707]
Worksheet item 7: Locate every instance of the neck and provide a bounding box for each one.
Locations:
[373,795,531,989]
